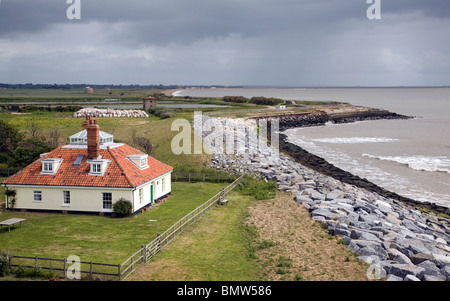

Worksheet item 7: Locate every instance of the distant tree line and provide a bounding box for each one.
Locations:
[0,83,180,90]
[0,83,244,90]
[222,96,284,106]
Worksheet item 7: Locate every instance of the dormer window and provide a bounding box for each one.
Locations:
[41,158,63,175]
[140,156,147,168]
[87,158,110,176]
[127,154,149,170]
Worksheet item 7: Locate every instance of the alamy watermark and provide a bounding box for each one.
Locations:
[66,0,81,20]
[366,0,381,20]
[66,255,81,279]
[171,111,280,158]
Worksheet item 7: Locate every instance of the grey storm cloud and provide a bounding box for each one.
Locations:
[0,0,449,86]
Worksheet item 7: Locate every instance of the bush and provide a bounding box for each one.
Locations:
[249,96,284,106]
[0,252,11,277]
[113,198,133,217]
[223,96,249,103]
[148,107,176,119]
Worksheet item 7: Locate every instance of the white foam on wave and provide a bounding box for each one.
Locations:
[362,154,450,174]
[171,90,184,97]
[310,137,398,144]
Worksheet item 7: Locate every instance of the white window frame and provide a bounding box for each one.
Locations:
[140,157,147,168]
[102,192,112,210]
[63,191,71,206]
[162,178,165,193]
[92,163,102,174]
[139,188,143,204]
[41,158,63,175]
[43,162,53,172]
[126,154,149,170]
[88,159,110,176]
[34,191,42,202]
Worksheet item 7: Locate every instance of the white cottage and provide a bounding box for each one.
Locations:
[1,117,173,215]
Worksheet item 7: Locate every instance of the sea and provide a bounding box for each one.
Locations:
[175,87,450,208]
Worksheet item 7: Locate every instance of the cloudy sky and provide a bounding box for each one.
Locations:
[0,0,449,86]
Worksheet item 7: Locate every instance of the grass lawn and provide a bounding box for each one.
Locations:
[127,190,263,281]
[0,182,228,265]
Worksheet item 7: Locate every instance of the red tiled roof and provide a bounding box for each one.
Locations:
[1,144,173,188]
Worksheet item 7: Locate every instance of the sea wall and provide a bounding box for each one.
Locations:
[194,115,450,281]
[251,107,412,131]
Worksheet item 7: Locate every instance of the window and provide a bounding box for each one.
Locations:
[139,188,143,204]
[126,154,148,169]
[162,178,165,193]
[102,192,112,209]
[41,158,63,174]
[43,162,53,172]
[63,191,70,205]
[88,159,110,176]
[92,163,102,173]
[34,191,42,202]
[140,157,147,168]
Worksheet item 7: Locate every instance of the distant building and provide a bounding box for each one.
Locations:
[276,105,286,110]
[143,97,157,110]
[84,87,94,94]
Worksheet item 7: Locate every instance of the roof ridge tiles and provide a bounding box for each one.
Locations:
[107,145,135,188]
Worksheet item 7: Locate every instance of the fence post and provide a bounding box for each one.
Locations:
[157,233,161,252]
[141,244,147,263]
[118,264,121,280]
[89,261,93,280]
[188,173,191,183]
[63,258,67,278]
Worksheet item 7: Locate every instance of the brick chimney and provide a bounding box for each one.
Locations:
[82,116,91,130]
[86,118,100,159]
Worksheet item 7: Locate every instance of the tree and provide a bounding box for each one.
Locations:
[9,138,51,168]
[0,120,22,155]
[5,188,17,210]
[133,136,157,155]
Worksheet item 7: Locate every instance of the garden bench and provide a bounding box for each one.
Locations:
[0,218,26,233]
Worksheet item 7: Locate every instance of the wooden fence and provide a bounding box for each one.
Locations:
[171,172,238,183]
[8,255,120,280]
[118,175,243,280]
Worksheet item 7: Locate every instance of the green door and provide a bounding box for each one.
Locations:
[150,183,154,204]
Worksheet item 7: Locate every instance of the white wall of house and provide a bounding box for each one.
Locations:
[6,185,133,213]
[5,172,172,214]
[132,172,172,212]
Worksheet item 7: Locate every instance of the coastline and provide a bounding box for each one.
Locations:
[195,113,450,281]
[260,109,449,215]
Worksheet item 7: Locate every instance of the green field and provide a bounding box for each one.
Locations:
[0,88,162,102]
[127,190,263,281]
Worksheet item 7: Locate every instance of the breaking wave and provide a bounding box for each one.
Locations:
[311,137,398,144]
[362,154,450,174]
